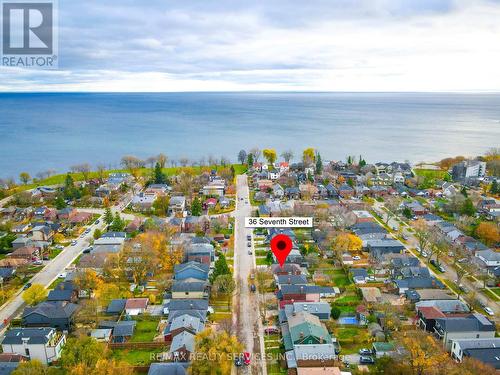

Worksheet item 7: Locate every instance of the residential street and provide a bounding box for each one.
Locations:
[372,201,499,317]
[233,175,267,375]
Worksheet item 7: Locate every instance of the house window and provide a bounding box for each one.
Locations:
[25,348,30,356]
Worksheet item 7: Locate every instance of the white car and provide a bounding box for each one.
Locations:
[58,272,67,279]
[483,306,495,316]
[352,256,361,261]
[70,240,77,246]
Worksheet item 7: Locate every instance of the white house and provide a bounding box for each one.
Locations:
[125,298,149,316]
[476,249,500,267]
[1,328,66,364]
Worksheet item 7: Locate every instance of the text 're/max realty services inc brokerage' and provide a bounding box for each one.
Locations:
[245,217,314,228]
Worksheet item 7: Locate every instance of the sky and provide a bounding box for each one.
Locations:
[1,0,500,92]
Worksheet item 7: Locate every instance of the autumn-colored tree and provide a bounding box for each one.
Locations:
[412,218,429,253]
[302,148,315,166]
[263,149,277,165]
[157,153,168,169]
[60,336,109,374]
[22,284,47,306]
[120,155,144,180]
[19,172,31,185]
[475,222,499,246]
[74,269,103,296]
[67,359,134,375]
[134,231,183,274]
[11,360,54,375]
[213,274,236,307]
[398,330,450,375]
[95,283,121,308]
[190,328,244,375]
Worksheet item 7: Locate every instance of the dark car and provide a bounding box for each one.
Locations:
[246,235,251,241]
[23,283,32,290]
[234,356,243,367]
[359,348,372,356]
[360,356,375,364]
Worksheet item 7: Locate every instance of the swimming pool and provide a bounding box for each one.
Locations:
[338,316,359,325]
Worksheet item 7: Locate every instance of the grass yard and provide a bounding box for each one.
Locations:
[482,288,500,302]
[335,295,361,304]
[255,250,268,257]
[130,320,159,342]
[256,257,270,266]
[111,348,166,365]
[267,362,287,375]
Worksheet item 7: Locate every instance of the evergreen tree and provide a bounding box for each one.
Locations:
[359,155,366,167]
[210,253,230,282]
[491,180,498,195]
[461,186,468,197]
[247,153,254,166]
[191,197,202,216]
[110,212,125,232]
[266,251,274,265]
[307,171,314,183]
[104,207,113,224]
[153,162,166,184]
[461,198,476,216]
[347,155,352,165]
[55,194,67,209]
[315,152,323,175]
[230,165,235,179]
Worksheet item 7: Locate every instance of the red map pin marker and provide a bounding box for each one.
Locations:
[270,234,293,267]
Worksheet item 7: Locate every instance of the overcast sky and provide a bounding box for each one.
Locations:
[2,0,500,92]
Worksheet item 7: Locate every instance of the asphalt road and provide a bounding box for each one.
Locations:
[372,201,499,316]
[233,175,267,375]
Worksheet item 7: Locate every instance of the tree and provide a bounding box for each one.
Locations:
[211,253,230,282]
[54,194,67,209]
[152,195,170,216]
[19,172,30,185]
[330,305,341,319]
[71,163,91,182]
[402,206,413,219]
[191,197,202,216]
[153,162,166,184]
[413,218,429,253]
[247,152,254,166]
[96,164,106,182]
[315,151,323,174]
[121,155,144,180]
[281,150,294,163]
[476,222,499,246]
[110,212,125,232]
[249,147,261,163]
[93,228,102,240]
[60,336,107,373]
[95,283,121,309]
[302,148,315,166]
[157,153,167,169]
[255,269,273,321]
[384,196,401,225]
[461,198,475,216]
[262,149,277,164]
[490,179,498,195]
[22,284,47,306]
[397,330,450,375]
[237,149,247,164]
[11,360,52,375]
[460,186,468,197]
[103,208,113,225]
[213,274,236,307]
[191,329,243,375]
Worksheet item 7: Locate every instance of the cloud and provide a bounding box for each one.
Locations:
[1,0,500,91]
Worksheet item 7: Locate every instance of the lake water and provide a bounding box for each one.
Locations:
[0,92,499,178]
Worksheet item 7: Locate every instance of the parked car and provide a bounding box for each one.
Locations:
[234,356,243,367]
[360,356,375,364]
[58,272,67,279]
[71,240,77,246]
[359,348,372,356]
[458,284,469,294]
[250,284,256,292]
[430,259,445,272]
[352,256,361,261]
[95,220,100,224]
[483,306,495,316]
[55,245,64,250]
[23,283,32,290]
[247,242,251,247]
[243,352,251,365]
[246,235,251,241]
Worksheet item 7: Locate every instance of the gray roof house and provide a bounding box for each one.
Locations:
[22,302,78,331]
[148,363,187,375]
[434,313,496,350]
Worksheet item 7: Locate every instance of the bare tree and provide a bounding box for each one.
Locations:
[96,164,106,182]
[121,155,144,181]
[249,147,261,163]
[71,163,92,181]
[220,156,230,167]
[255,269,273,323]
[146,156,157,169]
[280,150,294,163]
[157,153,168,169]
[384,196,401,225]
[179,157,189,167]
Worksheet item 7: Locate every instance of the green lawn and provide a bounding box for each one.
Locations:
[130,320,159,342]
[256,257,270,266]
[335,295,361,304]
[255,250,268,257]
[482,288,500,302]
[111,348,166,365]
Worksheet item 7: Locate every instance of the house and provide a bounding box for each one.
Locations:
[372,342,396,358]
[273,184,285,199]
[10,246,40,262]
[169,196,186,213]
[131,192,157,211]
[337,183,354,198]
[106,299,127,315]
[164,314,204,342]
[394,277,443,294]
[98,321,136,343]
[12,224,30,233]
[47,282,79,303]
[282,312,332,351]
[185,243,214,265]
[351,268,369,284]
[1,328,66,364]
[183,216,210,233]
[271,263,302,276]
[202,182,225,197]
[0,353,26,374]
[451,338,500,369]
[170,331,195,362]
[125,298,149,316]
[30,225,53,242]
[284,187,301,200]
[475,249,500,267]
[280,302,331,322]
[90,328,113,343]
[402,201,427,216]
[148,363,187,375]
[360,287,382,304]
[163,299,209,321]
[276,274,308,286]
[367,239,405,259]
[0,267,16,280]
[278,285,335,303]
[434,313,496,350]
[290,344,337,368]
[352,210,374,224]
[174,261,209,282]
[296,368,341,375]
[11,237,34,250]
[172,281,209,299]
[452,160,486,181]
[22,301,78,331]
